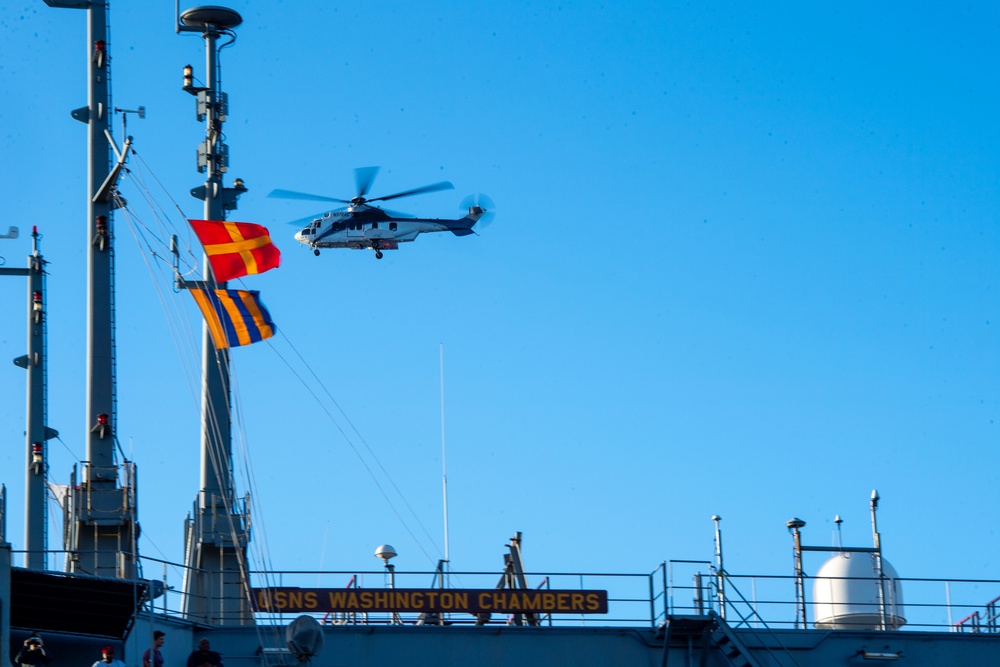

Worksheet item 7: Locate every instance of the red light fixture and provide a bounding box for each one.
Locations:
[93,40,106,68]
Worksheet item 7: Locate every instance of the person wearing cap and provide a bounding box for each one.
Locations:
[13,635,50,666]
[142,631,165,667]
[90,645,125,667]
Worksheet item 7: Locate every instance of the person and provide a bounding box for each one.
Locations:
[186,639,223,667]
[91,645,125,667]
[13,635,50,666]
[142,631,165,667]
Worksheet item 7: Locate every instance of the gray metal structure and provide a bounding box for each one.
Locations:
[175,5,253,626]
[0,229,50,570]
[43,0,139,580]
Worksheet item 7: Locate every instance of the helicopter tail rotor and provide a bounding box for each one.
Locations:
[459,193,496,229]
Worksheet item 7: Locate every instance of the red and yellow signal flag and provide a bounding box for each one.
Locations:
[190,288,276,349]
[189,219,281,282]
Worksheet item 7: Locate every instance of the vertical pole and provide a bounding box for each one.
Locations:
[85,0,116,482]
[870,489,887,630]
[197,24,233,519]
[792,525,806,628]
[785,517,807,629]
[712,515,725,620]
[24,230,46,569]
[0,486,10,667]
[439,344,450,569]
[44,0,138,580]
[177,6,249,626]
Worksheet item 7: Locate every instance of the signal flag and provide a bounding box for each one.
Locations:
[190,288,276,349]
[189,219,281,282]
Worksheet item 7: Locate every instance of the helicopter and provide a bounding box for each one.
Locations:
[268,167,494,259]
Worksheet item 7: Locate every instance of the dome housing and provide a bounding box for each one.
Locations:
[812,552,905,630]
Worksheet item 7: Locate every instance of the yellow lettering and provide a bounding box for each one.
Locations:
[478,592,492,610]
[586,593,600,611]
[571,593,584,611]
[288,591,303,609]
[542,592,555,610]
[557,593,570,611]
[305,591,318,610]
[455,592,469,611]
[359,591,372,608]
[507,593,521,610]
[523,592,541,611]
[441,592,453,610]
[426,591,439,608]
[413,592,424,609]
[275,591,287,609]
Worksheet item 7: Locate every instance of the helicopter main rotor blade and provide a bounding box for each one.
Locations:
[268,189,351,204]
[368,181,455,204]
[355,166,380,198]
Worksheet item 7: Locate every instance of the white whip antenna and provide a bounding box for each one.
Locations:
[440,344,451,566]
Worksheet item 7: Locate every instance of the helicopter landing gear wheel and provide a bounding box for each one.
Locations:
[375,250,383,260]
[313,249,320,256]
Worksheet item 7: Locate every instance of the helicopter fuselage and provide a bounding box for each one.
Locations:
[294,204,482,258]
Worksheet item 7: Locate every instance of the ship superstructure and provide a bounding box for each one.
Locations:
[1,3,998,666]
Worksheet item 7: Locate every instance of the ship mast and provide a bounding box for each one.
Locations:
[176,4,252,626]
[44,0,138,580]
[0,229,52,571]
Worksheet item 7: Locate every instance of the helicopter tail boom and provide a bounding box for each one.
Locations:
[446,206,486,236]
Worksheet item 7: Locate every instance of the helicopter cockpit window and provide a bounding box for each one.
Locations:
[389,222,397,232]
[372,223,378,230]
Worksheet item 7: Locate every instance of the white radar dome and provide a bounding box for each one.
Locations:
[812,552,906,630]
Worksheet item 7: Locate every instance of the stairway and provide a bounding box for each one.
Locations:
[708,612,764,667]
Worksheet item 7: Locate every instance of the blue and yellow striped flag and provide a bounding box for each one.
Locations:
[190,288,276,349]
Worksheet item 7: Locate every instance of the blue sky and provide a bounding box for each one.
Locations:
[1,0,998,618]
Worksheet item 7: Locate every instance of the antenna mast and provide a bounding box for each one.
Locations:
[175,4,251,626]
[440,344,451,567]
[43,0,139,580]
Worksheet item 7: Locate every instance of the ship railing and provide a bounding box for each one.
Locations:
[954,610,981,632]
[109,555,1000,632]
[666,570,1000,634]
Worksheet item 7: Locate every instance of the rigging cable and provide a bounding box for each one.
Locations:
[117,147,450,618]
